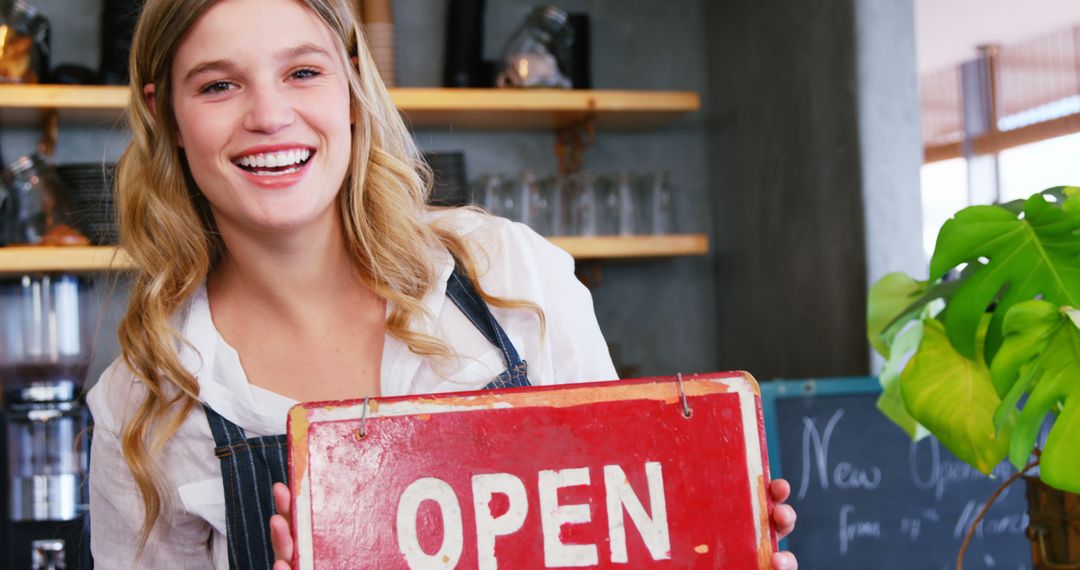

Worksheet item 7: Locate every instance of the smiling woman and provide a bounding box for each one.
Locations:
[83,1,796,569]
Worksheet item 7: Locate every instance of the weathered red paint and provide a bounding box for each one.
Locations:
[288,372,776,569]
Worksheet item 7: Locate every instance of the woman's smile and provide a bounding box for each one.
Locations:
[230,144,318,189]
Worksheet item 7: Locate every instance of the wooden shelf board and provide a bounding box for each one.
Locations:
[0,84,129,108]
[0,235,708,274]
[0,85,700,129]
[394,88,700,129]
[549,234,709,260]
[0,246,133,275]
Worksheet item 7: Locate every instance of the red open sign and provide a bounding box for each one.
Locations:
[288,372,776,569]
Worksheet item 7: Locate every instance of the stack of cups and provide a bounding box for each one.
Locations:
[360,0,396,87]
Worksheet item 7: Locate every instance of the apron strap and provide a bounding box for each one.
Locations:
[444,264,524,371]
[204,406,286,570]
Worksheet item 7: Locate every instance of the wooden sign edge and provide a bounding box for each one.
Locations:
[287,371,776,569]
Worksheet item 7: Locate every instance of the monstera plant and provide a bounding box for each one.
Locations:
[867,187,1080,496]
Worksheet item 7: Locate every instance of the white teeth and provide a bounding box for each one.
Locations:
[235,148,311,170]
[253,165,302,176]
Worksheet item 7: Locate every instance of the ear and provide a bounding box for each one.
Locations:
[145,83,185,148]
[142,83,157,115]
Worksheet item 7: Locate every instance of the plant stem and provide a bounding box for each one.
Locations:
[955,456,1041,570]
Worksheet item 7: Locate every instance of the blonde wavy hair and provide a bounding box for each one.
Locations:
[115,0,541,546]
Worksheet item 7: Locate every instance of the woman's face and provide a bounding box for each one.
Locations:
[170,0,353,241]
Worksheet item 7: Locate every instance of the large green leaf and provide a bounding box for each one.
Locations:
[990,300,1060,398]
[900,319,1013,473]
[877,318,929,440]
[928,190,1080,363]
[867,273,965,362]
[867,273,926,358]
[991,302,1080,493]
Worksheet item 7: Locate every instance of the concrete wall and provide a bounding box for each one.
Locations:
[702,0,922,379]
[9,0,720,383]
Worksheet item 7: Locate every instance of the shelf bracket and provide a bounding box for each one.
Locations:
[38,108,58,157]
[555,109,596,176]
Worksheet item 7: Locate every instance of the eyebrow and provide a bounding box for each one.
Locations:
[181,43,335,84]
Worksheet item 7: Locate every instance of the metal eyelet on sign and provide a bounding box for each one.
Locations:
[677,373,692,419]
[354,397,370,441]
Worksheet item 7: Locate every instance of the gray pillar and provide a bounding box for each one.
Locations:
[961,50,1002,205]
[856,0,926,286]
[704,0,922,379]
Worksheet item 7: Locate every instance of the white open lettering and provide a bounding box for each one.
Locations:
[394,462,671,567]
[538,467,598,567]
[396,477,463,568]
[604,462,671,562]
[472,473,529,570]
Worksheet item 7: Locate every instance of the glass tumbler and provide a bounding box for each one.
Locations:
[646,171,676,234]
[611,171,649,236]
[517,170,549,233]
[567,172,601,236]
[475,174,514,220]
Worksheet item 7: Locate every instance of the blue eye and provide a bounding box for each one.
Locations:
[292,68,321,80]
[199,80,234,94]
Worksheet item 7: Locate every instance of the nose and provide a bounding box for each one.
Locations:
[243,82,296,134]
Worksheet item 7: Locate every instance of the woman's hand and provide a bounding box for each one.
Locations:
[770,478,798,570]
[270,482,294,570]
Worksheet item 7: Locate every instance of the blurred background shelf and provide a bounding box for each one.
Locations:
[0,85,700,129]
[0,234,709,274]
[549,234,709,260]
[0,246,133,274]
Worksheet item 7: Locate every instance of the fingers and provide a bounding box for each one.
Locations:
[771,551,798,570]
[271,483,294,565]
[274,482,292,519]
[770,478,791,503]
[270,514,294,564]
[769,478,796,539]
[773,504,797,539]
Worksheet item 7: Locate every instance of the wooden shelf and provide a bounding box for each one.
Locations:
[549,235,709,260]
[0,84,129,109]
[0,235,708,274]
[0,246,133,274]
[0,85,700,129]
[393,88,700,129]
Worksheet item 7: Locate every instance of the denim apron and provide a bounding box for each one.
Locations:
[203,263,530,570]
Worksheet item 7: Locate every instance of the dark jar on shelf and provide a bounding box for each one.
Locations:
[0,0,50,83]
[0,153,86,246]
[497,5,574,89]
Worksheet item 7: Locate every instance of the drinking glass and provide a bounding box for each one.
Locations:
[646,171,676,234]
[474,174,514,219]
[518,171,552,234]
[610,171,650,235]
[567,172,602,236]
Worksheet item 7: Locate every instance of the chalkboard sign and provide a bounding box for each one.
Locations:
[761,377,1031,570]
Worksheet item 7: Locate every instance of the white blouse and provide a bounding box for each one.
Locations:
[87,210,618,568]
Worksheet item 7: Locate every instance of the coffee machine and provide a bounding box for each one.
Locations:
[0,273,94,569]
